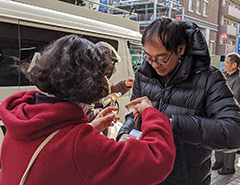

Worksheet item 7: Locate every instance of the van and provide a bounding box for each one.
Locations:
[0,0,144,145]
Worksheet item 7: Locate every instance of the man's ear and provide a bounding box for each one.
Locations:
[178,45,186,56]
[232,62,238,69]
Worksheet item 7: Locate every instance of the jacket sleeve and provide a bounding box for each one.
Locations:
[74,107,176,185]
[111,80,131,95]
[172,69,240,151]
[79,103,103,122]
[116,72,141,141]
[231,78,240,103]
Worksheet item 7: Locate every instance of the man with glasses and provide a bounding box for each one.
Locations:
[117,18,240,185]
[212,52,240,175]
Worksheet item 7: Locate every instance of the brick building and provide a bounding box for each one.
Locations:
[116,0,219,55]
[61,0,240,66]
[216,0,240,60]
[181,0,219,55]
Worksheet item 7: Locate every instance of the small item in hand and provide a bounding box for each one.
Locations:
[126,129,142,141]
[101,92,122,107]
[125,101,136,115]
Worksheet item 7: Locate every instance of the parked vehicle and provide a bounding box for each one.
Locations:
[0,0,144,147]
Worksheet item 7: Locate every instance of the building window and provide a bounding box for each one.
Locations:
[225,1,230,6]
[128,43,144,72]
[196,0,201,14]
[232,40,235,45]
[231,23,237,27]
[235,6,240,10]
[188,0,193,11]
[210,40,214,54]
[203,1,208,16]
[223,40,227,44]
[224,20,229,25]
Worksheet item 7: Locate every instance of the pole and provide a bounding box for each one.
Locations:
[153,0,157,20]
[226,33,229,55]
[235,24,239,52]
[168,1,172,18]
[182,6,184,20]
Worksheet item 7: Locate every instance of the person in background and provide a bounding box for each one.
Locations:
[0,57,29,86]
[212,52,240,175]
[117,18,240,185]
[0,34,175,185]
[80,41,134,138]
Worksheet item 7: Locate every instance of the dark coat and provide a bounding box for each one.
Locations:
[117,21,240,185]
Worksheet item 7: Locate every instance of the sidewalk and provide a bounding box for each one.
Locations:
[211,152,240,185]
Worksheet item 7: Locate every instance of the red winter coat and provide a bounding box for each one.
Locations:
[0,91,175,185]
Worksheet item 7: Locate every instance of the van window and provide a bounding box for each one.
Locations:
[128,42,144,72]
[0,22,22,86]
[0,22,118,87]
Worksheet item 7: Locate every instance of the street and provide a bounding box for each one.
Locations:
[211,152,240,185]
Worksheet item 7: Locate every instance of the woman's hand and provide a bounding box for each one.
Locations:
[119,134,129,143]
[91,106,120,132]
[132,96,153,118]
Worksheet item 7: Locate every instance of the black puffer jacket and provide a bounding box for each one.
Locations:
[117,22,240,185]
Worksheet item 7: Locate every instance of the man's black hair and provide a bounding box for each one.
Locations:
[142,17,187,54]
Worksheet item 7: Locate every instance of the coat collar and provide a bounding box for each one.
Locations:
[228,69,240,78]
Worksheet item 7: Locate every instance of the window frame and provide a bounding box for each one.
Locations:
[203,0,208,16]
[188,0,194,12]
[209,40,214,54]
[196,0,201,14]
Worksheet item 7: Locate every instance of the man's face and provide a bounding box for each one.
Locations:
[224,57,235,74]
[144,42,181,76]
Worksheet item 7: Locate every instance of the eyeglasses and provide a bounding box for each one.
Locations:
[143,51,173,65]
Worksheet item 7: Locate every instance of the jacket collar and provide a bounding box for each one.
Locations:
[228,69,240,78]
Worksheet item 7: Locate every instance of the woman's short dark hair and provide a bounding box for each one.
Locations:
[142,17,187,54]
[21,34,111,104]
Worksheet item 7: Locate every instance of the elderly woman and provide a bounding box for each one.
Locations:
[0,34,175,185]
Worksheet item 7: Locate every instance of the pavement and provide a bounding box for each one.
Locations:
[211,152,240,185]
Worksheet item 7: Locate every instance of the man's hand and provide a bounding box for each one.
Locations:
[119,134,129,143]
[91,106,120,132]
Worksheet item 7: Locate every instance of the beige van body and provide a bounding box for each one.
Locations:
[0,0,143,121]
[0,0,144,149]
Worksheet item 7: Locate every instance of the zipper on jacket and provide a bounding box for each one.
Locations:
[158,60,182,110]
[164,60,182,87]
[150,78,164,110]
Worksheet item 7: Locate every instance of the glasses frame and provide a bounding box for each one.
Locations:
[143,51,174,65]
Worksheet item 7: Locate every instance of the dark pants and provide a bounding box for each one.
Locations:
[215,151,236,169]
